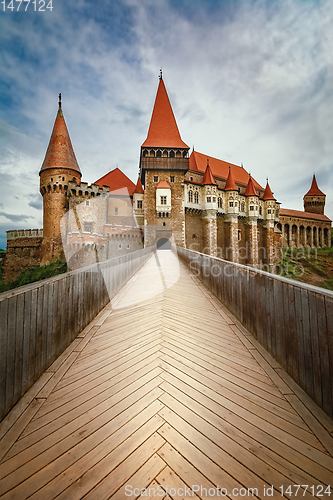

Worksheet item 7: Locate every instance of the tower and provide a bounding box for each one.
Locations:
[139,74,189,247]
[303,175,326,215]
[39,94,82,264]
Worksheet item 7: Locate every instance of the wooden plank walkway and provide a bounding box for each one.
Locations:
[0,251,333,499]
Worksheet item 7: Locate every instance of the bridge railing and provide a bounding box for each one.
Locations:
[177,247,333,419]
[0,247,153,422]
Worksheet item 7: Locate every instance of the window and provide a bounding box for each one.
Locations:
[115,207,118,214]
[259,206,262,215]
[118,244,122,249]
[207,197,211,203]
[238,230,241,241]
[188,190,193,203]
[213,197,216,202]
[154,176,158,182]
[218,197,222,208]
[268,209,271,214]
[190,176,193,181]
[170,176,175,183]
[163,222,166,226]
[62,177,65,181]
[194,191,199,203]
[241,202,245,212]
[86,200,89,206]
[156,150,162,157]
[250,205,254,211]
[170,150,175,158]
[51,178,53,181]
[229,201,233,207]
[234,202,237,207]
[84,222,92,233]
[127,244,130,249]
[160,196,167,205]
[137,200,143,209]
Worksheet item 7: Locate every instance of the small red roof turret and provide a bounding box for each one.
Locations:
[224,166,238,191]
[304,175,325,197]
[245,176,259,197]
[134,177,144,194]
[262,181,275,201]
[202,160,217,186]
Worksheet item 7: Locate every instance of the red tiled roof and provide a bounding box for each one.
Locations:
[156,180,171,189]
[263,181,275,201]
[304,175,325,197]
[134,178,144,194]
[245,177,259,197]
[224,167,238,191]
[279,208,331,222]
[142,78,189,149]
[40,106,81,175]
[94,168,136,196]
[202,162,217,185]
[189,151,264,191]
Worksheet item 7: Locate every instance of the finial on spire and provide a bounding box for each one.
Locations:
[159,68,162,80]
[241,163,244,168]
[58,93,62,108]
[207,158,209,166]
[266,177,268,184]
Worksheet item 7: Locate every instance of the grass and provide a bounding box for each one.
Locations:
[276,245,333,291]
[0,257,68,294]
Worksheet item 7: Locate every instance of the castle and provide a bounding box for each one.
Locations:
[3,76,331,281]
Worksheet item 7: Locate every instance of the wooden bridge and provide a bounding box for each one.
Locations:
[0,251,333,499]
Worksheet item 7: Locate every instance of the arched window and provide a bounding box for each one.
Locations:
[156,150,162,157]
[194,191,199,204]
[170,150,175,158]
[188,190,193,203]
[143,149,148,157]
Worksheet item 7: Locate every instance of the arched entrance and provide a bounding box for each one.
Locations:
[157,238,171,250]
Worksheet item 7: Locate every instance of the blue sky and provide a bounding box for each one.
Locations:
[0,0,332,250]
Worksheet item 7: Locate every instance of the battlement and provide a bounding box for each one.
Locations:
[68,181,110,198]
[7,229,43,241]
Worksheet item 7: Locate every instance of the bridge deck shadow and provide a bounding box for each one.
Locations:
[0,251,332,499]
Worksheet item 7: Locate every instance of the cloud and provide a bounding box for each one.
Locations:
[0,212,33,223]
[28,194,43,210]
[0,0,332,250]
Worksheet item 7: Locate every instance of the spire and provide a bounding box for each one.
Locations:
[304,174,325,197]
[141,78,189,149]
[40,95,81,175]
[134,177,144,194]
[202,159,217,185]
[224,166,238,191]
[245,175,259,197]
[262,180,275,200]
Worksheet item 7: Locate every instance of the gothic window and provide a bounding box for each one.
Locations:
[154,176,158,182]
[183,151,187,158]
[137,200,143,209]
[84,222,92,233]
[170,150,175,158]
[143,149,148,157]
[207,197,211,203]
[229,201,233,207]
[170,176,175,183]
[188,190,193,203]
[194,191,199,203]
[160,196,167,205]
[156,150,162,157]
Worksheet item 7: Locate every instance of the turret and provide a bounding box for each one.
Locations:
[262,180,276,220]
[245,175,259,217]
[39,94,82,264]
[303,175,325,215]
[224,166,239,215]
[202,160,218,210]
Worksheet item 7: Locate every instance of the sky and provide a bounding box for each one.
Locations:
[0,0,332,250]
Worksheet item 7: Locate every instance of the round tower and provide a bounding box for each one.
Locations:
[39,94,82,264]
[303,175,326,215]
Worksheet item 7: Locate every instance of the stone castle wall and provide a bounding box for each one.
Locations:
[3,230,43,281]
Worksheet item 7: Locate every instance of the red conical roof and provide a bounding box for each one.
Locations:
[202,161,217,185]
[245,176,259,197]
[263,181,275,200]
[304,175,325,197]
[142,78,189,149]
[40,104,81,175]
[134,177,144,194]
[224,167,238,191]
